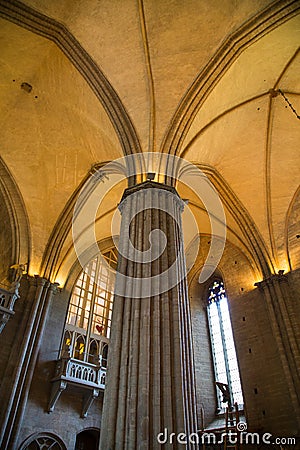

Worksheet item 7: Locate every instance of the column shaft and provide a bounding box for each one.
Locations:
[100,182,197,449]
[0,277,58,450]
[256,274,300,427]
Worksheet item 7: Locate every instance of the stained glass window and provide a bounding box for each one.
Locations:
[207,279,244,409]
[61,248,117,364]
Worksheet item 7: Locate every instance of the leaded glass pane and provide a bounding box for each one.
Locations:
[62,248,117,362]
[207,280,244,409]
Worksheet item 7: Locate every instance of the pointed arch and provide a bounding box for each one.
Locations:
[0,0,141,158]
[0,156,30,281]
[40,164,118,280]
[285,185,300,270]
[58,241,117,371]
[193,164,273,278]
[161,1,300,154]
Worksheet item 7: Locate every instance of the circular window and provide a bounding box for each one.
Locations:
[20,433,66,450]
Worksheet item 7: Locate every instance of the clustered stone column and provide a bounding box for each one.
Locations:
[0,276,59,449]
[100,181,198,449]
[255,273,300,428]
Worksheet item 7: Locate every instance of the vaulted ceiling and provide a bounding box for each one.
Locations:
[0,0,299,285]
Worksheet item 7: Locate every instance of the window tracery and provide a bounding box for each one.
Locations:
[20,433,66,450]
[61,248,117,365]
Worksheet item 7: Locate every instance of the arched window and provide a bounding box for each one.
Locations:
[207,279,244,410]
[20,433,66,450]
[61,248,117,364]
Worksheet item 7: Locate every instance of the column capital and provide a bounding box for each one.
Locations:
[121,180,179,200]
[27,275,50,288]
[254,271,288,290]
[48,282,61,295]
[119,180,185,213]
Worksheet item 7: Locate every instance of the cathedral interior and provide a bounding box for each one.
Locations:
[0,0,299,449]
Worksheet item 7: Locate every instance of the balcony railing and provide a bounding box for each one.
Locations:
[53,357,106,388]
[0,265,25,333]
[0,286,18,333]
[48,356,106,417]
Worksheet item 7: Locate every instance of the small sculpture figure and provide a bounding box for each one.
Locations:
[8,264,26,309]
[216,381,231,405]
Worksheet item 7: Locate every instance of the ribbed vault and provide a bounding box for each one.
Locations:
[0,0,299,283]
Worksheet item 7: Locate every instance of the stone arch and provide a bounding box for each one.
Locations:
[161,1,299,155]
[56,237,117,359]
[63,236,117,296]
[0,156,30,283]
[204,164,274,278]
[187,164,274,279]
[286,185,300,271]
[75,428,100,450]
[0,1,141,159]
[40,161,122,285]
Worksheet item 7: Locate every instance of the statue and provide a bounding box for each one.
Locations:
[8,264,26,309]
[216,381,231,406]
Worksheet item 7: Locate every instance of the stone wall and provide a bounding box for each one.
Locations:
[189,280,216,429]
[0,279,103,450]
[188,235,300,438]
[17,287,103,450]
[1,244,299,448]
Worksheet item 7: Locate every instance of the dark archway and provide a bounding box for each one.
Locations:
[74,429,100,450]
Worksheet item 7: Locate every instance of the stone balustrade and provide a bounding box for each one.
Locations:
[53,357,106,389]
[48,356,106,417]
[0,286,19,333]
